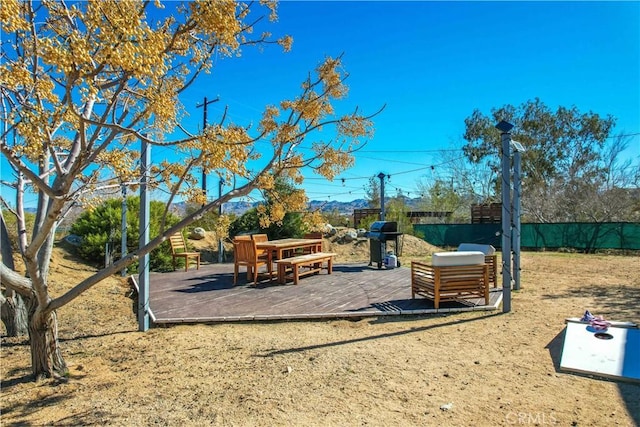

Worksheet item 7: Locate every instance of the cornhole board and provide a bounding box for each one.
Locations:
[560,319,640,383]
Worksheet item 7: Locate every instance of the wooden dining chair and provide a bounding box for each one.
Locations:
[302,232,323,254]
[233,238,272,285]
[169,233,201,271]
[251,234,273,265]
[251,234,269,244]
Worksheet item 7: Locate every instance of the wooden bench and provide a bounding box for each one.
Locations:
[411,251,489,309]
[274,252,337,285]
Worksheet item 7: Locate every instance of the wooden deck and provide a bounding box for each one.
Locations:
[146,262,502,324]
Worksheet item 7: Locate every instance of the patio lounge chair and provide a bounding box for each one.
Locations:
[411,251,489,309]
[457,243,498,288]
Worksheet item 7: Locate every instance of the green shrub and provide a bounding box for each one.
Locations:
[357,214,379,232]
[229,208,260,237]
[229,207,305,240]
[184,202,220,231]
[70,197,181,272]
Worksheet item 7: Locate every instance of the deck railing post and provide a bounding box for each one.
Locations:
[138,139,150,332]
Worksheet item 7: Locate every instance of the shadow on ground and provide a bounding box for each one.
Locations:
[541,284,640,321]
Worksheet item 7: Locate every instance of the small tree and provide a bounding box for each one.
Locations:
[420,180,467,222]
[0,1,379,379]
[413,146,496,223]
[385,190,411,234]
[364,176,381,208]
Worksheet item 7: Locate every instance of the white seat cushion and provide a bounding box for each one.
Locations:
[432,251,485,267]
[457,243,496,256]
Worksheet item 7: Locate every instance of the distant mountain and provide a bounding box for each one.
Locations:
[307,196,424,214]
[307,199,370,214]
[222,201,261,215]
[173,196,423,217]
[168,200,259,216]
[222,199,370,215]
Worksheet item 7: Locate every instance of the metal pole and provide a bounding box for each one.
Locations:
[512,149,522,290]
[378,172,386,221]
[217,178,224,263]
[121,184,128,277]
[500,129,512,313]
[196,96,220,204]
[138,140,151,332]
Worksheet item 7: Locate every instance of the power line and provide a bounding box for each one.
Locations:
[355,148,461,153]
[609,132,640,139]
[355,155,436,167]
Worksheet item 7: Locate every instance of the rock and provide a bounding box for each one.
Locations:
[189,227,206,240]
[357,228,368,238]
[323,224,337,236]
[342,229,358,242]
[64,234,83,246]
[440,403,453,411]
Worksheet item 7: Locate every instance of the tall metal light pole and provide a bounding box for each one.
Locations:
[196,96,219,203]
[378,172,386,221]
[511,140,526,291]
[495,120,513,313]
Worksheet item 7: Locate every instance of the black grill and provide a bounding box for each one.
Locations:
[367,221,403,268]
[367,221,402,241]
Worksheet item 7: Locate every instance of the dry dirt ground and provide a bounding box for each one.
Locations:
[2,233,639,426]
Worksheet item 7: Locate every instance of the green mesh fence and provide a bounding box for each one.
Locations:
[413,222,640,251]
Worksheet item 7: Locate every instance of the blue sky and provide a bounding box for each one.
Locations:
[176,0,639,203]
[3,1,639,208]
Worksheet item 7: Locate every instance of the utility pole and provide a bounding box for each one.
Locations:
[196,96,220,204]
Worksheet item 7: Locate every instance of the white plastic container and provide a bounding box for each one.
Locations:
[384,251,398,269]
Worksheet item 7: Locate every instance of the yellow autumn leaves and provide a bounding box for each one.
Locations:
[0,0,28,32]
[2,0,377,231]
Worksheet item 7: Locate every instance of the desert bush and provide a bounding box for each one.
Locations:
[70,197,181,271]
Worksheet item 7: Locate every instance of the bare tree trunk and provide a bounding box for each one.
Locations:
[1,291,29,336]
[1,211,29,336]
[27,301,68,380]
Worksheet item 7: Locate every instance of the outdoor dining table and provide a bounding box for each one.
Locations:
[255,238,323,261]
